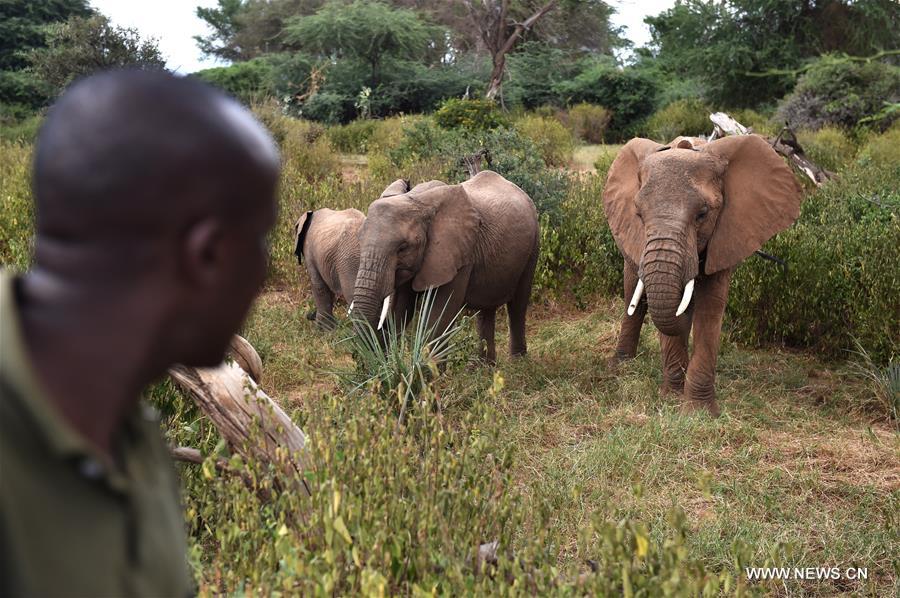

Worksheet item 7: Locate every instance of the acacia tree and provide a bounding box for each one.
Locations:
[462,0,558,101]
[29,15,165,97]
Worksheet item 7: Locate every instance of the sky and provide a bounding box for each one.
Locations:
[90,0,679,74]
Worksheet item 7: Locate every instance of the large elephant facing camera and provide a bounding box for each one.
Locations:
[352,170,539,361]
[603,134,802,416]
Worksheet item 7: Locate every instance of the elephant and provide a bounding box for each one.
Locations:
[603,134,803,416]
[293,180,409,328]
[351,170,540,362]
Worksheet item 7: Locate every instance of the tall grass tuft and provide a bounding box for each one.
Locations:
[849,340,900,427]
[341,288,472,424]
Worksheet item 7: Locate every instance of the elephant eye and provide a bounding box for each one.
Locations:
[697,206,709,221]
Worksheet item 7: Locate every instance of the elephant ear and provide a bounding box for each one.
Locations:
[380,178,409,198]
[411,185,479,292]
[703,134,802,274]
[602,138,666,265]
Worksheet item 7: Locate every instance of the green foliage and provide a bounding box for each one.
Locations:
[553,58,659,141]
[0,0,92,108]
[505,42,584,109]
[727,108,776,136]
[433,98,508,131]
[0,141,33,270]
[513,114,574,167]
[283,1,446,88]
[384,119,569,222]
[342,288,474,421]
[645,0,900,108]
[776,55,900,131]
[193,57,277,104]
[642,98,712,142]
[563,102,611,144]
[326,119,379,153]
[796,126,859,173]
[28,15,165,98]
[857,121,900,167]
[0,108,43,144]
[728,155,899,364]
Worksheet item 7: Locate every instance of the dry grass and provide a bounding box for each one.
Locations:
[242,284,899,595]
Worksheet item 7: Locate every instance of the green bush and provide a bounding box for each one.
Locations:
[727,108,777,136]
[193,58,276,104]
[796,126,859,173]
[433,98,508,131]
[513,114,574,167]
[857,121,900,168]
[326,119,379,154]
[728,158,899,364]
[776,55,900,131]
[564,103,611,143]
[553,59,659,141]
[384,120,570,223]
[643,98,712,143]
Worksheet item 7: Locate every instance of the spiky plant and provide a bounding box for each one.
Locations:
[342,288,469,424]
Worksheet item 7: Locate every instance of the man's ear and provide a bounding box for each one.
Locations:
[182,218,224,285]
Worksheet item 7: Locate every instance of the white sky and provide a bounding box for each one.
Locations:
[90,0,678,74]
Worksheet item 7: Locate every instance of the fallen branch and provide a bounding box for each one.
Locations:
[168,352,311,496]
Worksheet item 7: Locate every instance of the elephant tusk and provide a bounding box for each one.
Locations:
[377,294,392,330]
[627,279,644,316]
[347,300,354,315]
[675,279,695,317]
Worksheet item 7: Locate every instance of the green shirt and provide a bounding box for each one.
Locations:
[0,271,194,597]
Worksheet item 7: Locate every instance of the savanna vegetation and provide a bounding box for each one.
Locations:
[1,0,898,595]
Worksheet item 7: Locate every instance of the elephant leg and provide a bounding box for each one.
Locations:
[426,268,471,340]
[476,308,497,363]
[309,266,336,330]
[506,249,536,357]
[682,270,732,417]
[659,327,689,395]
[608,260,647,369]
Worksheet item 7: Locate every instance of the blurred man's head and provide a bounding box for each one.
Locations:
[32,69,280,367]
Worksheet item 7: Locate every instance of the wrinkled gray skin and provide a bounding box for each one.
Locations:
[603,135,802,416]
[294,208,365,329]
[353,171,540,361]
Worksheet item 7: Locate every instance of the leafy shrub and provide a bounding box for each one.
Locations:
[326,119,379,153]
[563,103,611,143]
[0,142,34,270]
[433,98,508,131]
[796,126,859,173]
[592,148,618,177]
[857,121,900,167]
[251,101,339,184]
[384,120,570,222]
[553,59,658,141]
[728,157,900,364]
[513,115,574,167]
[193,58,276,104]
[643,98,712,143]
[727,108,776,136]
[0,111,43,143]
[776,55,900,131]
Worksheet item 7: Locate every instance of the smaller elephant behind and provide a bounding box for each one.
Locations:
[293,180,409,328]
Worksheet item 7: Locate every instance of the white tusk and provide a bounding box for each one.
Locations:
[675,279,695,317]
[347,300,354,315]
[377,294,392,330]
[627,279,644,316]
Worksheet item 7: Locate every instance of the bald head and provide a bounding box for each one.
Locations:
[33,69,280,239]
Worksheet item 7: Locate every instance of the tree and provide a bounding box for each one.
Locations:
[644,0,900,108]
[462,0,558,101]
[29,15,165,97]
[0,0,93,109]
[195,0,324,61]
[282,1,446,88]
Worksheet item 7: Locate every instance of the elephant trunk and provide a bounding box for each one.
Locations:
[641,233,695,336]
[352,250,395,332]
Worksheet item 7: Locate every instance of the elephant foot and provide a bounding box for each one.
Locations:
[680,397,721,418]
[305,309,317,321]
[605,350,634,371]
[660,380,684,397]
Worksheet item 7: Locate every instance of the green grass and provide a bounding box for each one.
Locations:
[220,284,899,595]
[570,143,623,172]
